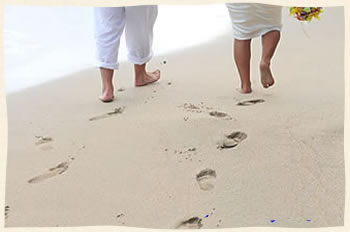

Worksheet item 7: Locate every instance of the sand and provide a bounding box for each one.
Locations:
[4,7,345,229]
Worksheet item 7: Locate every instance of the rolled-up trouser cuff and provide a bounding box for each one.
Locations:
[127,51,153,65]
[96,61,119,70]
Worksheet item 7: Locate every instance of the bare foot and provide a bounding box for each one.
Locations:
[99,88,114,103]
[236,87,252,94]
[260,62,275,88]
[135,70,161,87]
[99,67,115,102]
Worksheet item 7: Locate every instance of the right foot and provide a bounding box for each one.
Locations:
[236,87,252,94]
[260,62,275,88]
[135,70,161,87]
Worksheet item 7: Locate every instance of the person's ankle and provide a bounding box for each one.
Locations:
[260,60,271,67]
[135,70,147,79]
[241,83,251,91]
[102,85,113,93]
[241,81,251,88]
[134,63,146,71]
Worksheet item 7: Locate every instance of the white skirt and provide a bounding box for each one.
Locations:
[226,3,282,40]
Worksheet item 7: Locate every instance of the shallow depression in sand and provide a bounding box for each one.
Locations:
[27,159,73,184]
[218,131,247,149]
[196,168,217,191]
[176,217,203,229]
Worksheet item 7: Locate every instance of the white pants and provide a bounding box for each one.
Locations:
[94,6,158,70]
[226,3,282,40]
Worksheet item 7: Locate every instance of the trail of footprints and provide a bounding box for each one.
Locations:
[27,97,260,228]
[174,100,258,229]
[87,98,263,122]
[171,129,246,229]
[179,98,264,121]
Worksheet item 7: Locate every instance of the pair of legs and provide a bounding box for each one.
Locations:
[94,6,160,102]
[233,30,280,93]
[226,3,282,94]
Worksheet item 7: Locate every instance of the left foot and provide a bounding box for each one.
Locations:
[99,94,114,103]
[260,62,275,88]
[99,87,114,103]
[135,70,161,87]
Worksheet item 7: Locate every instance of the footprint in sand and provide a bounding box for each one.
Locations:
[115,212,125,225]
[180,103,231,120]
[35,136,53,145]
[237,99,265,106]
[176,217,203,229]
[27,158,74,184]
[209,111,232,120]
[218,131,247,150]
[216,219,222,228]
[5,205,10,220]
[181,103,203,113]
[167,147,201,163]
[196,168,216,191]
[89,106,125,121]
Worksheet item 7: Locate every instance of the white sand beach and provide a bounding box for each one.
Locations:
[4,6,345,229]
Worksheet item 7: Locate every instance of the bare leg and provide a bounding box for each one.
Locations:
[134,63,160,87]
[260,30,280,88]
[233,39,252,94]
[99,67,115,102]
